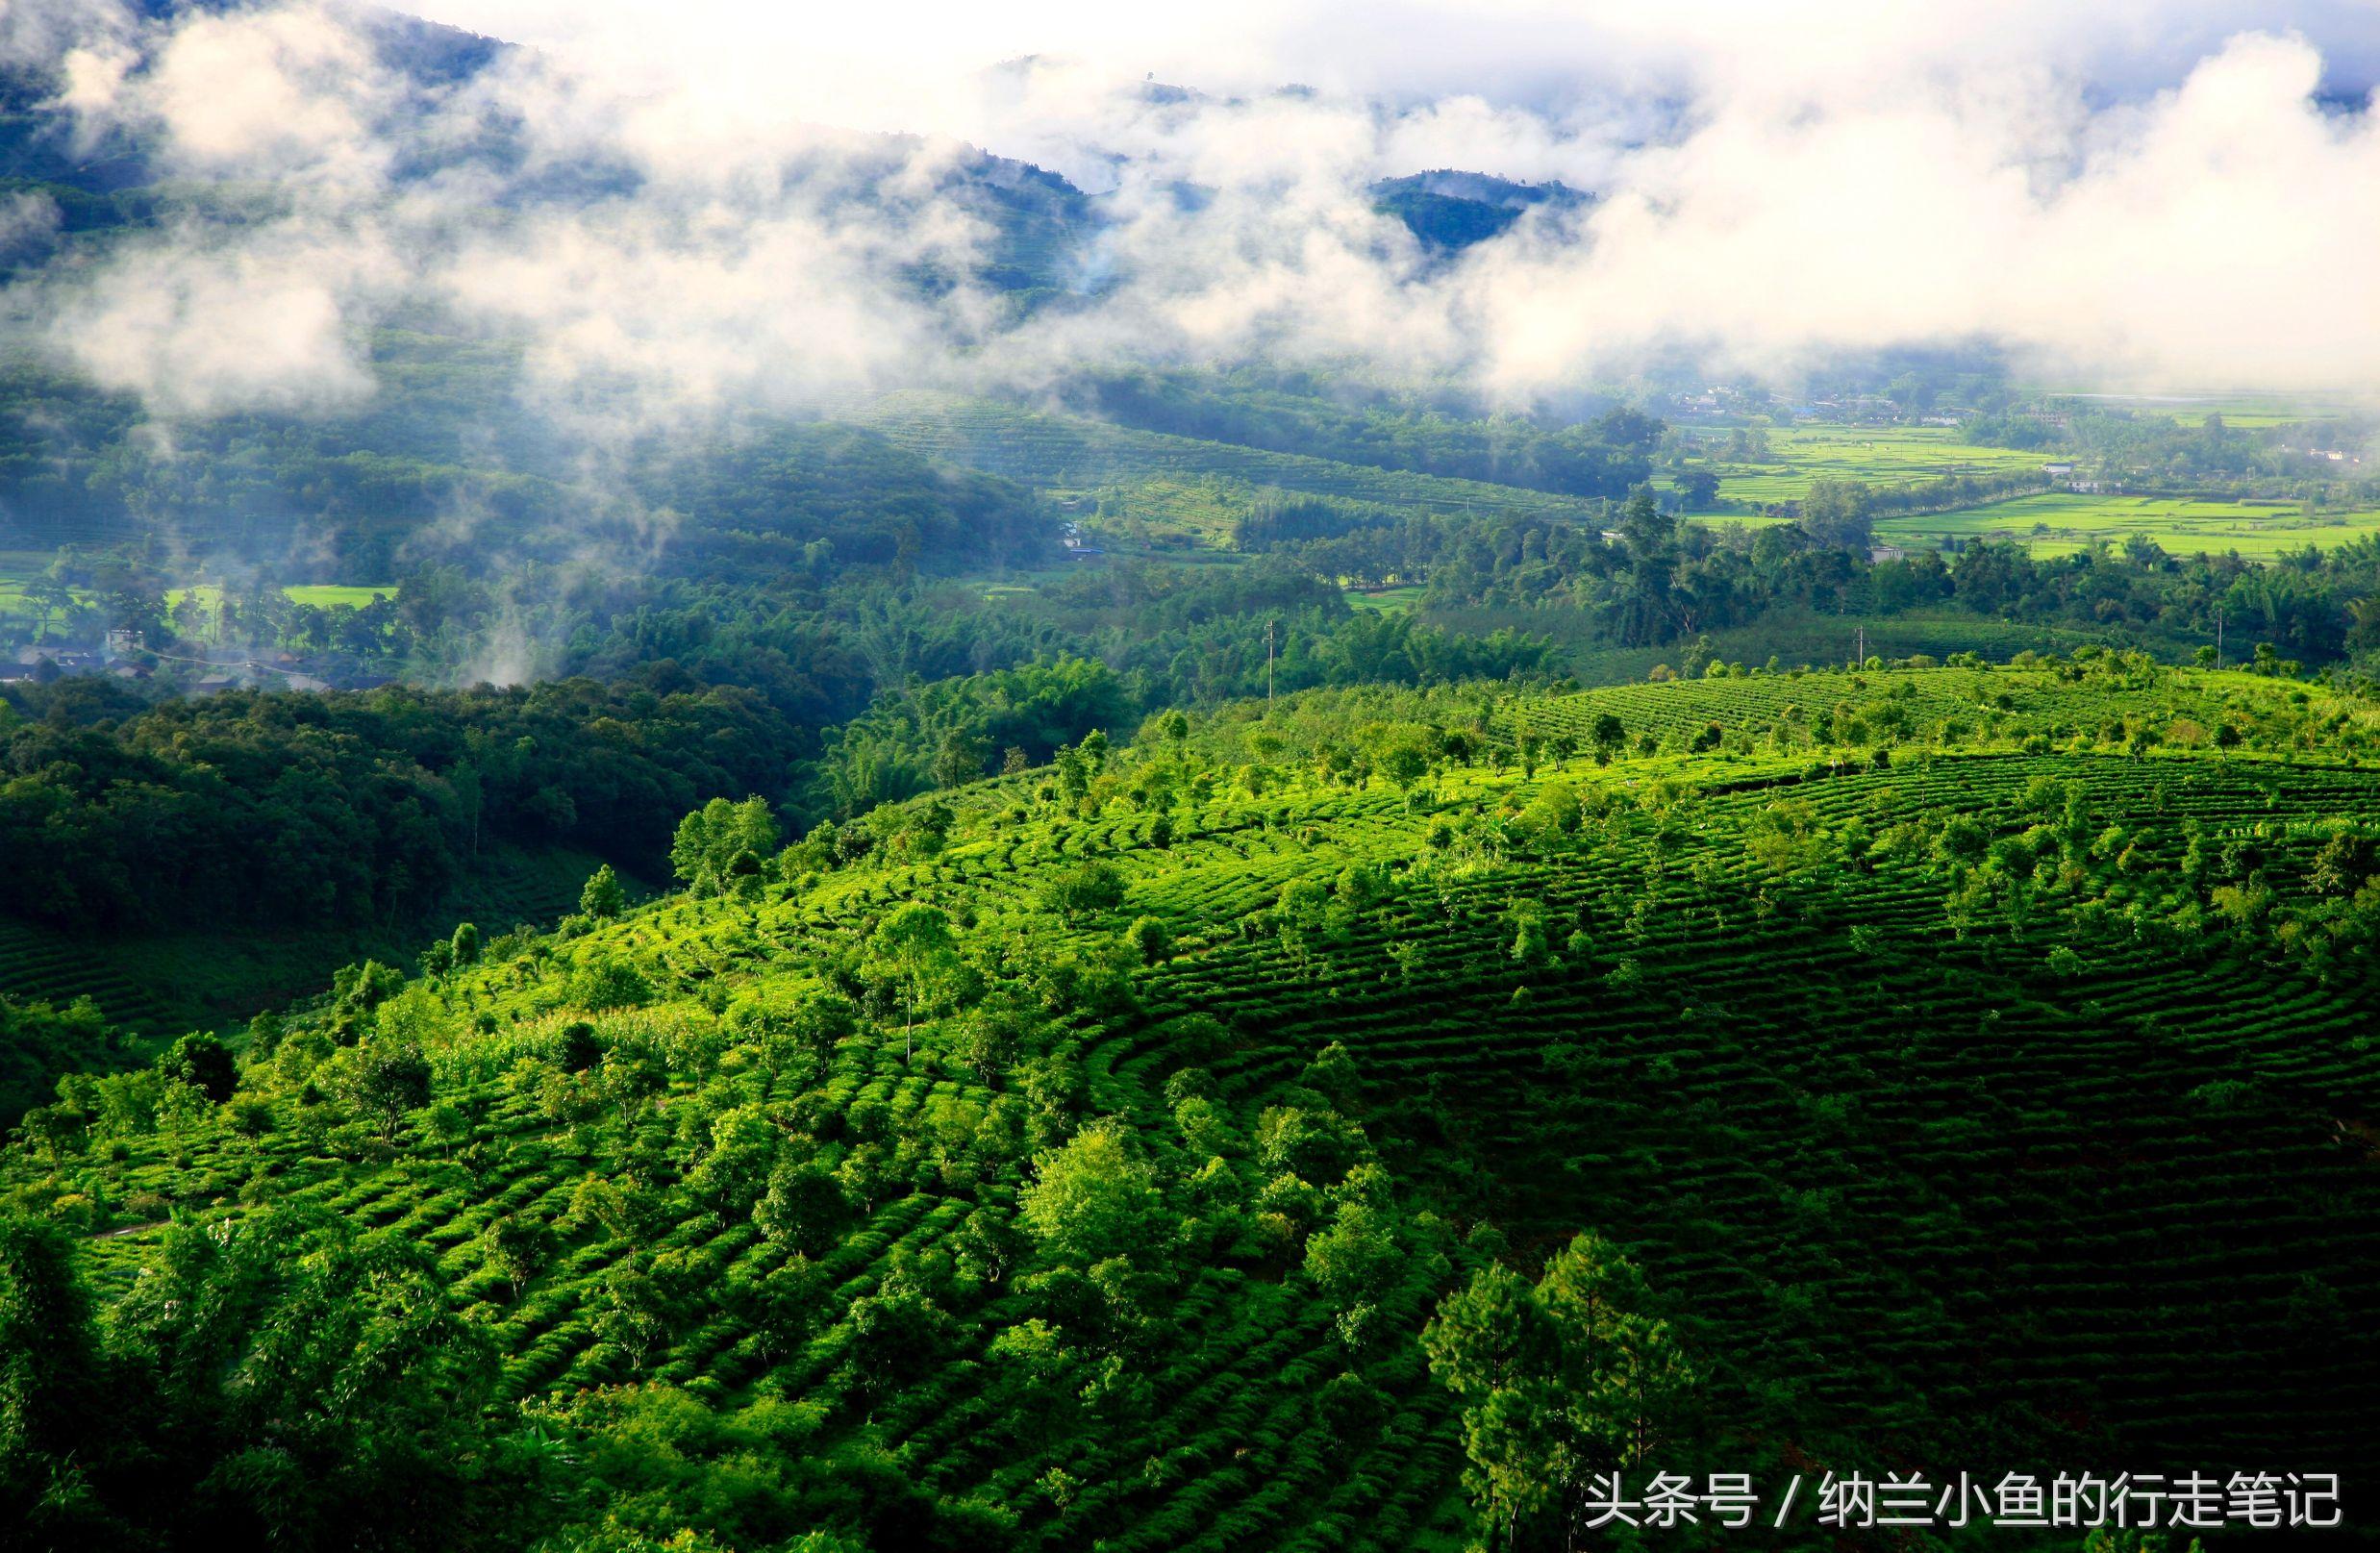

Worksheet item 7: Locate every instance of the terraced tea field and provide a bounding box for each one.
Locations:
[1504,664,2353,776]
[0,917,179,1032]
[13,664,2380,1551]
[1159,750,2380,1475]
[1427,605,2149,684]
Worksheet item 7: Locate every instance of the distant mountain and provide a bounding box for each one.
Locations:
[0,4,1097,298]
[1370,169,1593,252]
[1,10,1594,299]
[0,2,508,194]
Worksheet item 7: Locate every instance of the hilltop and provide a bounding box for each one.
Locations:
[5,657,2378,1549]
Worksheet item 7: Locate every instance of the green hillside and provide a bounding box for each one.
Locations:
[5,661,2378,1550]
[840,390,1582,535]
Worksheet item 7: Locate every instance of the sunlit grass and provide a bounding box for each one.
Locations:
[1877,491,2380,557]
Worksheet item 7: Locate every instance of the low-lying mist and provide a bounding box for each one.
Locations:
[7,0,2377,444]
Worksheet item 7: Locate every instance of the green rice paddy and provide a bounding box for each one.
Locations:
[1685,424,2049,506]
[1878,491,2380,558]
[163,583,399,611]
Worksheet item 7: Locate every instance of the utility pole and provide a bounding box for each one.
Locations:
[2215,606,2223,668]
[1266,617,1276,706]
[1856,624,1865,667]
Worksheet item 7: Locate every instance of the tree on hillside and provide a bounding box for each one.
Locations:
[786,995,860,1065]
[1421,1261,1557,1548]
[352,1042,433,1141]
[566,956,652,1012]
[1304,1168,1404,1347]
[488,1214,556,1302]
[1612,489,1680,647]
[579,864,626,919]
[688,1107,782,1222]
[863,903,969,1060]
[1054,743,1090,807]
[959,1004,1030,1085]
[1536,1232,1698,1470]
[1424,1232,1698,1549]
[1591,712,1626,765]
[1018,1118,1168,1268]
[755,1159,858,1257]
[1366,723,1436,798]
[0,1215,112,1545]
[1124,915,1172,965]
[842,1262,954,1405]
[736,1253,826,1365]
[160,1033,237,1104]
[933,728,993,789]
[595,1252,693,1371]
[1040,861,1128,923]
[671,796,781,896]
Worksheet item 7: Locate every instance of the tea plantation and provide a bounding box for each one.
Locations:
[6,659,2378,1551]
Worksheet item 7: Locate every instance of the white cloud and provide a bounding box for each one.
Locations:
[1458,29,2380,393]
[0,189,60,262]
[45,226,394,415]
[9,0,2380,427]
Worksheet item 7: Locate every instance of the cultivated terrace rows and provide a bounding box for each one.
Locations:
[6,660,2377,1551]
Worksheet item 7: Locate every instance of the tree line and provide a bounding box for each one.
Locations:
[0,679,804,933]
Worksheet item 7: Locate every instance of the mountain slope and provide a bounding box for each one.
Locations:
[1369,170,1592,253]
[6,661,2379,1550]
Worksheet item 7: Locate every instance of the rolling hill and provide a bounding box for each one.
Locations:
[7,658,2377,1549]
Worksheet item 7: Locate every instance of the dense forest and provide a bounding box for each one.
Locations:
[0,679,801,933]
[1241,487,2380,661]
[0,569,1565,939]
[1056,368,1658,498]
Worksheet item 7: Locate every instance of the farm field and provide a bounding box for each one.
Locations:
[1,568,400,637]
[2032,390,2379,428]
[1344,585,1426,614]
[0,549,47,611]
[13,662,2379,1550]
[1878,490,2380,557]
[163,581,402,611]
[1683,422,2049,507]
